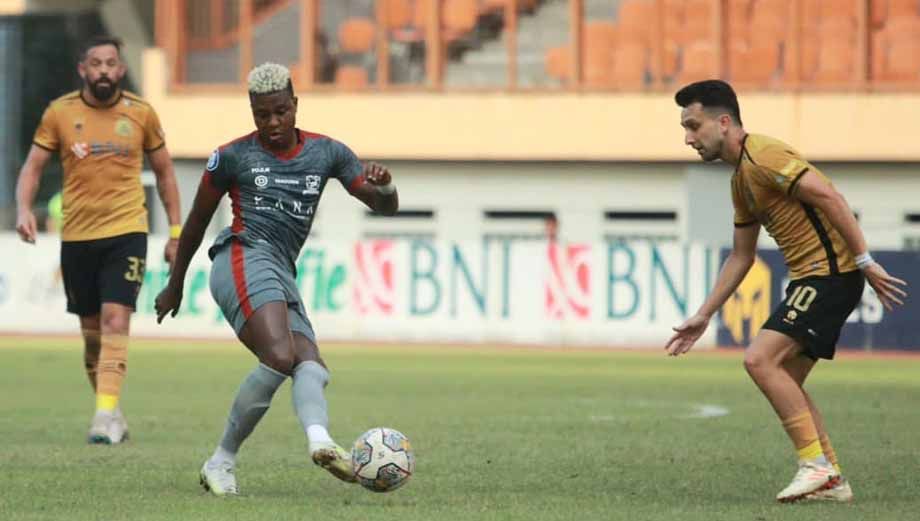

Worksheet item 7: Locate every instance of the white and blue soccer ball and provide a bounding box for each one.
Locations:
[351,427,415,493]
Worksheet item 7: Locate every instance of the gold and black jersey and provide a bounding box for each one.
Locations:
[33,90,165,242]
[731,133,857,279]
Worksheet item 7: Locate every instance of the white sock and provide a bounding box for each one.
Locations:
[307,424,333,453]
[209,445,236,466]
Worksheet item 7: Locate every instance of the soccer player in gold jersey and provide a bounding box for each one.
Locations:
[15,36,182,444]
[665,80,907,503]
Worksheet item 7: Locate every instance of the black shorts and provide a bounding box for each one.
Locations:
[762,270,865,360]
[60,232,147,316]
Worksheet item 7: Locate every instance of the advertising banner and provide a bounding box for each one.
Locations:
[0,234,720,348]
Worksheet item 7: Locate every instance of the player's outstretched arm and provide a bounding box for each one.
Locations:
[350,162,399,216]
[793,171,908,310]
[15,145,53,244]
[665,223,760,356]
[147,145,183,266]
[154,177,224,323]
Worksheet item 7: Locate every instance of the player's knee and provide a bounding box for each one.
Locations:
[100,313,130,335]
[743,350,771,377]
[260,340,296,375]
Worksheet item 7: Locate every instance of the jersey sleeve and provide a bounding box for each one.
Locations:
[143,106,166,152]
[731,177,757,227]
[32,105,59,151]
[330,140,364,193]
[752,145,812,196]
[202,146,235,194]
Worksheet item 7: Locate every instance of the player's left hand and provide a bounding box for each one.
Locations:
[154,283,183,324]
[363,162,392,187]
[863,262,908,311]
[665,313,710,356]
[164,239,178,271]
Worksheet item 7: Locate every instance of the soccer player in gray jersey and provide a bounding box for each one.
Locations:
[154,63,398,496]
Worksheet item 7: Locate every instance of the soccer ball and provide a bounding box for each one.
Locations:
[351,427,415,493]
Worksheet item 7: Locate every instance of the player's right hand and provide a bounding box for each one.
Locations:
[154,283,183,324]
[665,313,711,356]
[863,263,908,311]
[15,209,37,244]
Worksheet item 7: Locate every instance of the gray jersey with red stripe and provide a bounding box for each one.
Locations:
[204,129,363,268]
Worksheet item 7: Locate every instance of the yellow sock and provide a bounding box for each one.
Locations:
[96,393,119,412]
[819,433,841,473]
[782,410,824,460]
[96,334,128,412]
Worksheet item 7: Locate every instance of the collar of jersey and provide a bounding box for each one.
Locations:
[80,89,124,109]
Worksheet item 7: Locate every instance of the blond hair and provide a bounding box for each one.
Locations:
[247,62,292,95]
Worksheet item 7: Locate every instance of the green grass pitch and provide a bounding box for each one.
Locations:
[1,336,917,521]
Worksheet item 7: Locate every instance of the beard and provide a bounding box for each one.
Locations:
[88,76,119,101]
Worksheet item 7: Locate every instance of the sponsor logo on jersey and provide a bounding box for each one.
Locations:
[303,175,321,195]
[254,175,269,188]
[114,117,132,137]
[251,167,270,173]
[276,178,299,185]
[206,149,220,172]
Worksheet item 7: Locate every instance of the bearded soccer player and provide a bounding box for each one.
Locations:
[665,80,907,503]
[15,36,182,445]
[154,63,398,496]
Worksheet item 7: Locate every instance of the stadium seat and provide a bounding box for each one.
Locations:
[383,0,413,30]
[731,42,782,84]
[443,0,479,34]
[681,0,716,43]
[813,41,855,83]
[611,43,648,89]
[335,65,370,88]
[677,42,717,84]
[583,21,617,87]
[617,0,654,44]
[887,0,920,18]
[481,0,538,15]
[886,38,920,81]
[818,0,859,20]
[339,18,376,54]
[544,46,572,82]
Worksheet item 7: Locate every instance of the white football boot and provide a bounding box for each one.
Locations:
[805,477,854,502]
[199,459,239,496]
[108,408,129,444]
[776,459,840,503]
[87,410,114,445]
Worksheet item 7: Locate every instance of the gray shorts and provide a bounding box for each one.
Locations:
[209,241,315,343]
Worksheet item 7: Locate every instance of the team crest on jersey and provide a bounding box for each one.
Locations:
[114,118,132,137]
[206,149,220,171]
[303,175,321,195]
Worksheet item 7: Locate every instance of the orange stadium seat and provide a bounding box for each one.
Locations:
[677,42,717,84]
[544,46,572,82]
[818,0,859,20]
[339,18,376,54]
[611,43,648,89]
[583,21,617,87]
[886,39,920,81]
[887,0,920,18]
[481,0,538,15]
[617,0,654,43]
[726,0,753,43]
[874,16,920,82]
[681,0,716,43]
[383,0,413,30]
[813,40,855,83]
[444,0,479,34]
[731,42,782,84]
[335,65,370,88]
